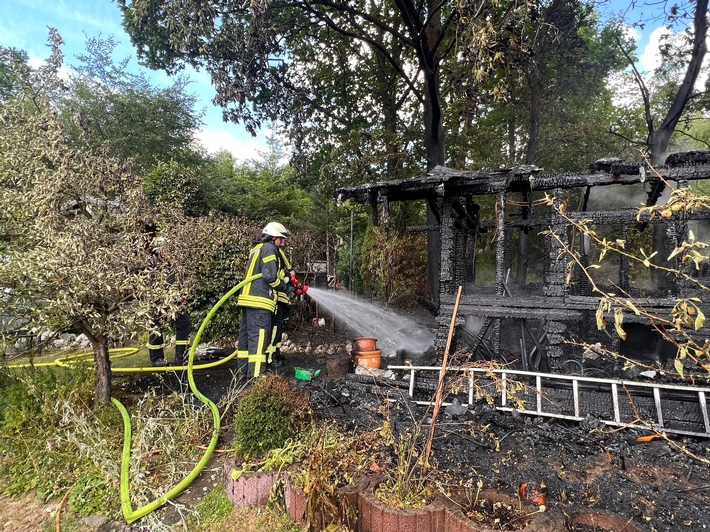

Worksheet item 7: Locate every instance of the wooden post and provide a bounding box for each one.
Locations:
[422,285,463,476]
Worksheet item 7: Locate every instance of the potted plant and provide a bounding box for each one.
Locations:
[224,374,311,508]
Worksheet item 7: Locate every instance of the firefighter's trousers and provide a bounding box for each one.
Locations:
[237,307,271,378]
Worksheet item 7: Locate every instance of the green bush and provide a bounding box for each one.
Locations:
[232,375,311,459]
[0,367,114,507]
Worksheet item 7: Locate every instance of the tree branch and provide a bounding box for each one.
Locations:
[673,128,710,149]
[608,127,647,147]
[615,34,654,139]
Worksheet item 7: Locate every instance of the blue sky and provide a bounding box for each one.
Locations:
[0,0,269,160]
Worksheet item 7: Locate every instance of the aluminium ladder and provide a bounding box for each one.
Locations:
[389,364,710,438]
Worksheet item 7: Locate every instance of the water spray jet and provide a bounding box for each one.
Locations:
[305,287,435,362]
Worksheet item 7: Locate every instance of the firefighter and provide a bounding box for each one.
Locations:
[147,236,192,367]
[174,294,191,365]
[268,243,308,368]
[237,222,295,378]
[147,237,170,367]
[147,318,167,367]
[147,296,191,366]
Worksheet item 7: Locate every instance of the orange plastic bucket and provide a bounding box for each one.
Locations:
[353,349,382,369]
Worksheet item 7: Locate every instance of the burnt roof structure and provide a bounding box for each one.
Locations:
[335,152,710,377]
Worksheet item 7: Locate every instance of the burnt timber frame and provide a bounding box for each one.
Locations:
[335,158,710,372]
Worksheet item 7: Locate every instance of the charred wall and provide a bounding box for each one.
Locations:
[335,154,710,375]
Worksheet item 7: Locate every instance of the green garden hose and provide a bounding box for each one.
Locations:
[6,274,262,524]
[111,273,261,523]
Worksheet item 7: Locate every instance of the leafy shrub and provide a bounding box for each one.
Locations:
[232,375,311,459]
[0,367,93,434]
[0,367,99,503]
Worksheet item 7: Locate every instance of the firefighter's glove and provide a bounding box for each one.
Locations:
[290,272,302,288]
[295,285,309,296]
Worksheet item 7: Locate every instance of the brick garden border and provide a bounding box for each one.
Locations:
[223,459,643,531]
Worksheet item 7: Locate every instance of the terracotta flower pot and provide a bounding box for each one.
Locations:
[353,337,378,352]
[284,476,323,530]
[357,482,445,532]
[353,349,382,369]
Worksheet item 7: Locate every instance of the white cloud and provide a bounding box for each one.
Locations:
[639,26,672,73]
[623,24,642,45]
[194,129,269,162]
[27,55,73,82]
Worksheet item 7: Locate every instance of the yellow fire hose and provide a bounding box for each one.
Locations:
[112,273,261,523]
[5,273,262,524]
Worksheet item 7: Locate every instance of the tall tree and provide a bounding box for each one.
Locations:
[614,0,709,166]
[62,35,204,174]
[0,34,160,404]
[117,0,537,304]
[519,0,627,167]
[609,1,709,287]
[0,33,251,404]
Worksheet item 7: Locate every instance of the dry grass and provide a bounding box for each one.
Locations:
[202,506,299,532]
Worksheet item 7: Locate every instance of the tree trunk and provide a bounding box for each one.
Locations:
[75,320,112,404]
[644,0,708,289]
[516,70,542,286]
[647,0,708,165]
[420,0,446,308]
[425,76,444,306]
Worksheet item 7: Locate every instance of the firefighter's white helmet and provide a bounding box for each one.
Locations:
[262,222,290,238]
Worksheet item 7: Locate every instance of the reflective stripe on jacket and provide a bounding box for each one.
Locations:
[277,248,293,305]
[237,240,286,312]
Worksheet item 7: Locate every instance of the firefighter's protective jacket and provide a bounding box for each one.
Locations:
[237,238,291,312]
[277,248,293,305]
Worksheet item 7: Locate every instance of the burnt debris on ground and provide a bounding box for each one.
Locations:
[282,324,709,531]
[126,322,710,531]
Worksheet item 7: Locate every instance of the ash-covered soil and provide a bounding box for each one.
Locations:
[271,325,710,532]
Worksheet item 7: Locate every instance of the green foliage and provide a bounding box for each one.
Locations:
[143,160,207,217]
[158,214,255,341]
[0,368,93,434]
[187,485,234,529]
[360,218,428,307]
[62,35,204,173]
[232,375,311,459]
[0,47,28,102]
[0,367,106,506]
[203,145,315,227]
[68,472,114,518]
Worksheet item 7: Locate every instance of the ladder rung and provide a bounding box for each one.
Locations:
[699,391,709,433]
[573,379,580,418]
[536,375,542,413]
[654,387,664,428]
[612,383,621,423]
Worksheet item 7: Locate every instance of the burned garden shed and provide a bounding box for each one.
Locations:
[336,153,710,378]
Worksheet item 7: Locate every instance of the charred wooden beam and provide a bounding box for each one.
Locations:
[334,162,710,205]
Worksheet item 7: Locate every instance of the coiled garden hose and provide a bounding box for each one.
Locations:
[112,273,261,523]
[5,274,262,524]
